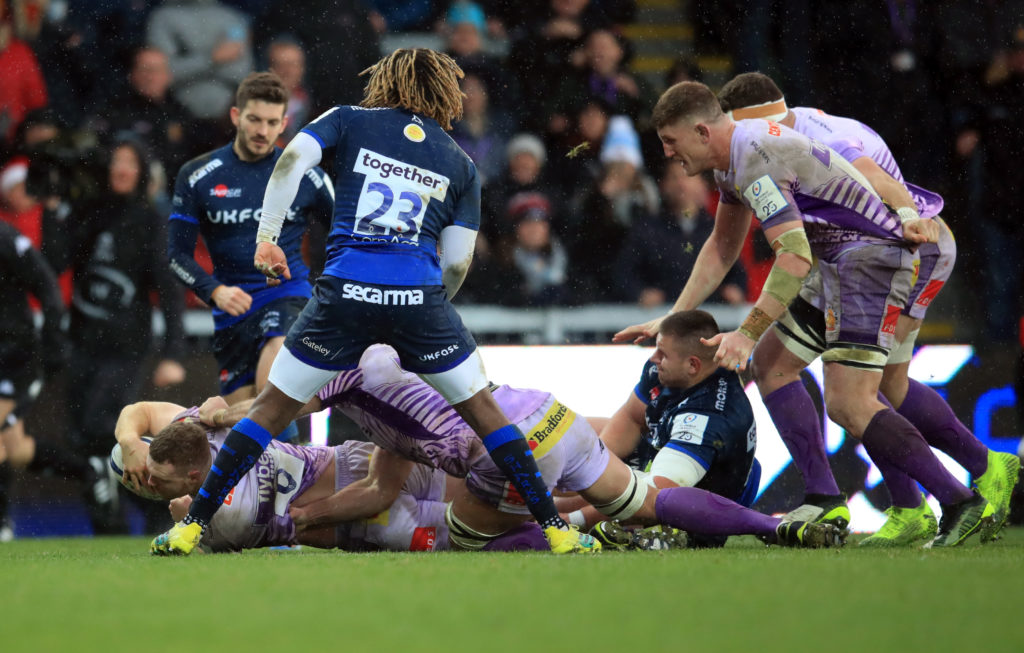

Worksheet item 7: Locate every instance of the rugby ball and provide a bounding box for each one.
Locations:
[109,438,163,501]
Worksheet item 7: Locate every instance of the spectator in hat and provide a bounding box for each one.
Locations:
[482,132,561,242]
[496,191,571,307]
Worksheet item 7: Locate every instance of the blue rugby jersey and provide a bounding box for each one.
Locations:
[299,106,480,286]
[628,361,757,501]
[167,143,334,329]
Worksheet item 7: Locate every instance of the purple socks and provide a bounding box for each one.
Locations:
[655,486,779,537]
[763,381,841,496]
[897,379,988,477]
[483,523,549,552]
[861,408,973,505]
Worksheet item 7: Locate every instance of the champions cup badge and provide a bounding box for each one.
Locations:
[403,123,426,142]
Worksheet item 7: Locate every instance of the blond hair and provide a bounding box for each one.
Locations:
[360,48,465,130]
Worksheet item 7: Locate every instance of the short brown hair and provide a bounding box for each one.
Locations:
[360,48,465,130]
[235,71,289,110]
[718,72,784,113]
[652,81,725,129]
[149,421,211,470]
[660,310,720,361]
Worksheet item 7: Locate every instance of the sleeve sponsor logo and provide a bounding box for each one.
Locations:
[409,526,437,551]
[187,158,223,187]
[742,174,789,222]
[525,400,576,458]
[669,412,709,446]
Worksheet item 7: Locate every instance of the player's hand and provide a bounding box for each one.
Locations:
[613,316,665,344]
[902,218,939,245]
[701,330,755,372]
[254,241,291,287]
[289,504,312,530]
[169,495,192,521]
[211,285,252,316]
[121,438,150,493]
[152,359,186,388]
[199,396,230,427]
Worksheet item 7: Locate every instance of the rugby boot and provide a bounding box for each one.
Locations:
[544,525,601,554]
[783,493,850,536]
[973,450,1022,542]
[859,494,937,547]
[631,524,689,550]
[150,520,204,556]
[925,490,995,548]
[774,521,843,548]
[589,520,633,551]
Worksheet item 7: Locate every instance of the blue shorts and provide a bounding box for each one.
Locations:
[284,276,477,374]
[213,295,308,394]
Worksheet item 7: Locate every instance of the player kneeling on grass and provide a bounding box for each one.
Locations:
[112,400,473,553]
[211,342,842,550]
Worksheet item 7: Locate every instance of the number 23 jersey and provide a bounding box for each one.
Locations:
[300,106,481,287]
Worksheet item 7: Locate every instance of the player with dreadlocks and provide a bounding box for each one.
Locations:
[151,49,600,555]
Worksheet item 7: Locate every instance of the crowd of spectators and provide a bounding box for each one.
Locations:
[1,0,1024,345]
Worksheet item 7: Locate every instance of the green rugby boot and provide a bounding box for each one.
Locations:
[926,490,995,548]
[859,494,937,547]
[774,521,844,548]
[783,493,851,536]
[973,451,1022,542]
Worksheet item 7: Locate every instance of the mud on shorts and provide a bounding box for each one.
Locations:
[465,395,611,515]
[774,242,918,371]
[213,295,308,394]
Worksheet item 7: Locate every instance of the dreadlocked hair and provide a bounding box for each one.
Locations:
[360,48,465,130]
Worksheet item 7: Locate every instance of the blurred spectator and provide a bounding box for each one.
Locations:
[550,97,611,196]
[30,1,106,126]
[267,38,310,144]
[509,0,613,132]
[615,165,746,306]
[443,1,516,120]
[496,191,571,307]
[92,47,192,195]
[569,116,657,302]
[556,28,652,123]
[0,10,47,153]
[146,0,253,149]
[481,133,561,241]
[54,138,185,530]
[450,73,511,185]
[257,1,379,114]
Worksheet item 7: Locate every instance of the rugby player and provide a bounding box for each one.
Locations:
[112,400,463,553]
[614,81,993,547]
[153,49,597,555]
[717,72,1021,546]
[201,342,841,551]
[167,72,334,406]
[568,310,762,548]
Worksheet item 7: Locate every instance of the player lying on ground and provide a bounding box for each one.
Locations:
[113,400,552,552]
[208,341,842,550]
[557,310,765,548]
[717,72,1021,546]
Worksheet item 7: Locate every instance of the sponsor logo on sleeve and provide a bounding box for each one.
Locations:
[409,526,437,551]
[525,400,576,458]
[187,159,223,187]
[669,413,709,446]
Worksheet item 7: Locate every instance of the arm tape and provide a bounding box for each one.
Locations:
[762,227,812,306]
[738,307,775,341]
[896,206,921,224]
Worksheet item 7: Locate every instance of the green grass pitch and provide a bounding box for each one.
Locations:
[4,530,1024,653]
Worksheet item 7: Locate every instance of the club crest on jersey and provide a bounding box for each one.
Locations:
[210,184,242,198]
[403,123,426,142]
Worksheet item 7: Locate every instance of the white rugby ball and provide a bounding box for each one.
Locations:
[109,438,163,501]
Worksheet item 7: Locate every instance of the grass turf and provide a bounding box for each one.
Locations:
[3,530,1024,652]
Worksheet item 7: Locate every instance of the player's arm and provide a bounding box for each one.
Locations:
[439,226,476,299]
[255,133,323,278]
[166,165,231,305]
[198,394,324,428]
[705,217,811,370]
[599,391,648,459]
[613,201,751,343]
[114,401,187,491]
[289,446,414,527]
[850,156,937,244]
